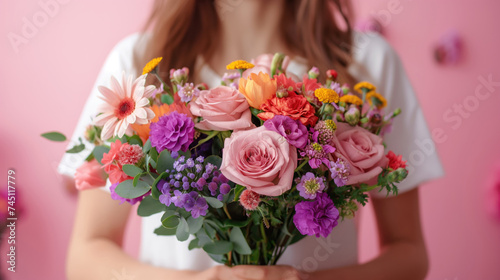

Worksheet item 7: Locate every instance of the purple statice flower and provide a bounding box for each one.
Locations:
[110,183,150,205]
[264,115,309,149]
[293,192,339,238]
[149,112,195,157]
[182,191,209,218]
[297,172,326,199]
[220,183,231,195]
[178,83,200,103]
[171,190,185,207]
[329,159,350,187]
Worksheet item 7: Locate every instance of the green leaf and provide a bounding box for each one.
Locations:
[151,172,168,199]
[230,227,252,255]
[203,241,233,255]
[188,238,200,250]
[223,219,250,228]
[127,135,143,146]
[187,216,204,234]
[196,231,213,247]
[176,217,190,241]
[149,147,159,162]
[233,185,246,202]
[132,173,141,187]
[115,180,150,199]
[205,155,222,169]
[162,214,180,229]
[178,150,191,159]
[137,196,166,217]
[154,225,177,236]
[143,139,152,153]
[93,145,110,165]
[204,196,223,209]
[122,164,143,177]
[157,150,175,173]
[161,93,174,105]
[66,141,85,153]
[41,131,67,142]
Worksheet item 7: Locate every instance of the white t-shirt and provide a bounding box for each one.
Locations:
[59,32,444,272]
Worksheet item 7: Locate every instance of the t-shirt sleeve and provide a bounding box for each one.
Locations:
[57,34,141,180]
[349,32,445,198]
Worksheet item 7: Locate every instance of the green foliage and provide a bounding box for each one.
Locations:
[137,196,166,217]
[66,138,85,153]
[204,196,223,209]
[154,225,176,236]
[92,145,110,165]
[41,131,67,142]
[122,164,143,177]
[203,241,233,255]
[176,217,190,241]
[127,135,143,146]
[156,150,174,173]
[230,227,252,255]
[205,155,222,169]
[115,179,150,199]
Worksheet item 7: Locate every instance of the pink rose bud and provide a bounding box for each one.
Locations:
[308,67,320,79]
[326,70,338,80]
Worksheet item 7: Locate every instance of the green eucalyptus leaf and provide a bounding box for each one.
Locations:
[122,164,143,177]
[66,143,85,154]
[143,139,152,153]
[151,172,168,199]
[204,196,223,209]
[162,214,180,229]
[188,238,200,250]
[115,180,150,199]
[154,225,177,236]
[176,217,190,241]
[93,145,110,165]
[205,155,222,169]
[187,216,204,234]
[137,196,166,217]
[203,241,233,255]
[230,227,252,255]
[41,131,67,142]
[127,135,143,146]
[233,185,246,202]
[161,93,174,105]
[157,150,175,173]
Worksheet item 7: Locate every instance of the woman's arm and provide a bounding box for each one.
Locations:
[309,188,429,280]
[65,179,239,280]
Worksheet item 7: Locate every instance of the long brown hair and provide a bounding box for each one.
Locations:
[135,0,355,84]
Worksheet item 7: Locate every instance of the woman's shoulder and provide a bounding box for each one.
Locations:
[351,31,401,65]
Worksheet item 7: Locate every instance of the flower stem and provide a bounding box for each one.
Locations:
[223,203,232,220]
[295,158,309,172]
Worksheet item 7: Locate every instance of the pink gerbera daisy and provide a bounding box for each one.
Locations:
[94,73,156,140]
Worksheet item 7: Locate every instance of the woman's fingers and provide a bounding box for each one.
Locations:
[231,265,303,280]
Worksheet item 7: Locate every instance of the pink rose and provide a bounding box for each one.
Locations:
[330,122,389,185]
[190,86,254,131]
[220,126,297,196]
[74,159,107,190]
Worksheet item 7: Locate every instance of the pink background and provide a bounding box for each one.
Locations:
[1,0,499,279]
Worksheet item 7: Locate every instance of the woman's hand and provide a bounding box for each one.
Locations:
[231,265,304,280]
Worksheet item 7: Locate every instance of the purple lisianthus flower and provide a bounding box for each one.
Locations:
[293,193,339,238]
[329,159,350,187]
[149,112,195,157]
[264,115,308,149]
[297,172,326,199]
[110,183,150,205]
[182,191,209,218]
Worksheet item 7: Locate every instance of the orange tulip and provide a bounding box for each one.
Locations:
[238,72,277,109]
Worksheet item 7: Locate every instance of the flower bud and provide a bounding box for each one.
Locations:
[171,67,189,84]
[370,113,382,126]
[308,67,320,79]
[395,168,408,181]
[326,69,338,80]
[386,171,398,182]
[336,111,345,122]
[84,125,96,142]
[323,103,335,115]
[276,88,289,98]
[345,107,360,126]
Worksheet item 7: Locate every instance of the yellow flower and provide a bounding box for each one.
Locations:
[366,92,387,108]
[314,88,340,104]
[339,95,363,106]
[324,119,337,132]
[226,60,255,70]
[142,57,163,75]
[354,81,376,94]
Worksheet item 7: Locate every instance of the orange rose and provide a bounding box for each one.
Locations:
[238,72,277,109]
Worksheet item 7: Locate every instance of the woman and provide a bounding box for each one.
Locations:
[62,0,444,279]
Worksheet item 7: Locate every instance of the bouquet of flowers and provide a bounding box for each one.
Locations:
[43,53,408,265]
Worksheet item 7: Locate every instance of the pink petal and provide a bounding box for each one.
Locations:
[143,85,157,98]
[110,76,125,98]
[101,118,118,140]
[134,107,147,119]
[98,85,121,106]
[145,107,155,119]
[136,97,150,108]
[94,112,114,126]
[126,113,136,124]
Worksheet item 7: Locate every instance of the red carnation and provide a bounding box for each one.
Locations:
[258,92,318,126]
[386,151,407,170]
[275,73,299,91]
[240,190,261,210]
